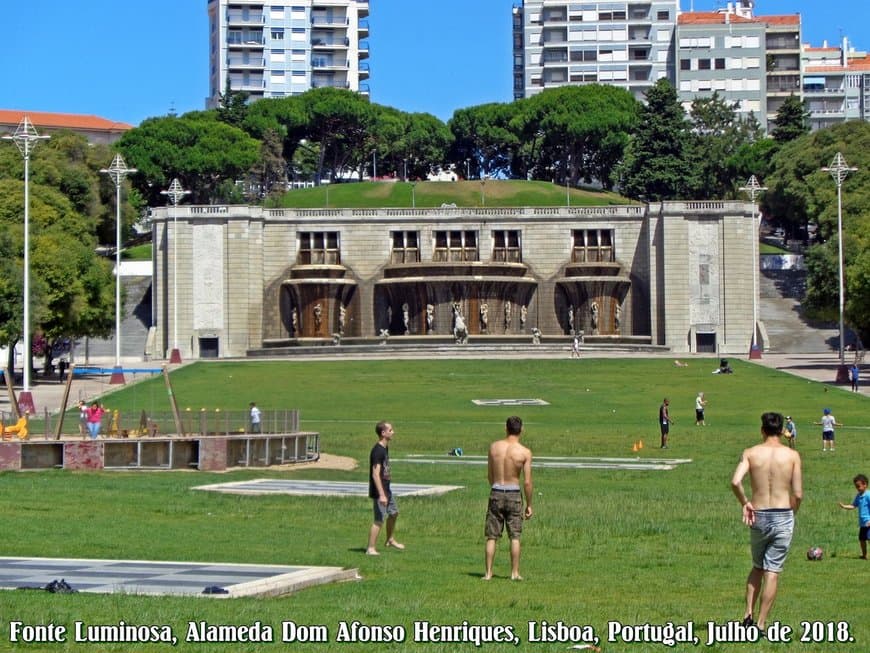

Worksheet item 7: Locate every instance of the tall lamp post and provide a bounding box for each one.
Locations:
[822,152,858,381]
[2,116,49,414]
[161,179,190,364]
[739,175,767,359]
[100,154,137,384]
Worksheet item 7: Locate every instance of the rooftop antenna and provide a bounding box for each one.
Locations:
[168,100,177,117]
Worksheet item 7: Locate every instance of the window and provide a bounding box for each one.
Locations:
[680,58,690,71]
[492,230,522,262]
[271,29,284,40]
[572,229,614,263]
[391,231,420,264]
[657,10,670,20]
[433,230,478,262]
[298,231,340,265]
[698,59,711,70]
[715,58,725,70]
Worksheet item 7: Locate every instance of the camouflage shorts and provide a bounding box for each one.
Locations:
[485,490,524,540]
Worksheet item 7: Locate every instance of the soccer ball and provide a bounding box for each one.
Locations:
[806,546,824,561]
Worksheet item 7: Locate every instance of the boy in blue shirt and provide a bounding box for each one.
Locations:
[839,474,870,559]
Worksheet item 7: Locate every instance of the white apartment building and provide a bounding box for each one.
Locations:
[512,1,679,102]
[206,0,369,108]
[803,40,870,131]
[674,9,800,132]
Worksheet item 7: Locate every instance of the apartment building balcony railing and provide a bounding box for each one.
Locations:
[312,58,350,70]
[226,10,264,25]
[358,19,369,37]
[311,79,350,89]
[311,16,349,27]
[226,55,265,69]
[803,85,846,95]
[359,82,370,95]
[227,32,265,48]
[359,40,369,58]
[312,36,350,48]
[229,77,265,91]
[357,1,369,19]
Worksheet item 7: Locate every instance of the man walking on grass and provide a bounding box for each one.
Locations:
[730,412,802,631]
[366,421,404,556]
[484,416,533,580]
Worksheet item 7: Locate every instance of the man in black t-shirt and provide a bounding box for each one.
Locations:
[366,421,404,555]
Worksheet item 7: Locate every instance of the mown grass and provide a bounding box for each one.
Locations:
[268,180,631,209]
[2,357,868,652]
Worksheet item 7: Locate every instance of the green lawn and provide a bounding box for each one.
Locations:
[2,358,868,652]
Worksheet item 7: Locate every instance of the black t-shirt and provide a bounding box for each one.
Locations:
[368,443,391,498]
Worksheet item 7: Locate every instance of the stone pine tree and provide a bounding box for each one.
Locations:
[771,94,810,144]
[616,79,694,200]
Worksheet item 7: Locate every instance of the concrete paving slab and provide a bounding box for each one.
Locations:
[0,556,356,598]
[192,479,463,497]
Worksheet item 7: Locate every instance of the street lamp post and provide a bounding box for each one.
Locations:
[160,179,190,364]
[739,175,767,359]
[100,154,137,384]
[822,152,858,381]
[2,116,49,415]
[480,176,486,206]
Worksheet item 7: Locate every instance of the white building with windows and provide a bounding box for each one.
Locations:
[206,0,369,108]
[803,40,870,131]
[512,1,679,102]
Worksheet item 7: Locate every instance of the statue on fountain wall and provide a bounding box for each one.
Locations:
[590,301,599,335]
[504,300,512,332]
[479,303,488,333]
[426,304,435,333]
[568,304,575,335]
[291,307,299,336]
[615,303,621,332]
[402,303,410,335]
[313,303,323,333]
[338,304,346,336]
[520,305,527,331]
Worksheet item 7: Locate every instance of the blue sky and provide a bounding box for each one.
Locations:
[0,0,867,127]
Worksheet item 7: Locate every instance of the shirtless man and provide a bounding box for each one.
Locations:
[730,412,802,630]
[484,416,533,580]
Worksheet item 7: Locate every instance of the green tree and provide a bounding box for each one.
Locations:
[764,121,870,341]
[617,79,694,200]
[117,113,260,204]
[687,93,763,199]
[448,102,518,179]
[772,94,810,144]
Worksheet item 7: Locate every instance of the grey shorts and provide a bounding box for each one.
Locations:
[750,509,794,573]
[372,494,398,524]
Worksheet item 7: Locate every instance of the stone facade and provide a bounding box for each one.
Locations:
[147,201,757,358]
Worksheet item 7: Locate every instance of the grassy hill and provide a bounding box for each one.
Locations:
[268,179,633,209]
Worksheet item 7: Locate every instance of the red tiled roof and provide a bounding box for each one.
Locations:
[805,55,870,73]
[0,109,132,132]
[678,12,799,27]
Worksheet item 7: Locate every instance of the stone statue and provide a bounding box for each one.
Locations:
[313,303,323,332]
[452,302,468,344]
[615,303,621,331]
[291,307,299,335]
[590,301,599,335]
[568,304,575,335]
[520,305,527,331]
[402,303,410,335]
[504,301,512,332]
[426,304,435,333]
[531,327,542,345]
[338,304,347,336]
[479,302,488,333]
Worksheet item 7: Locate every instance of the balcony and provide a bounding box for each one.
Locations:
[226,55,265,70]
[358,19,369,38]
[358,40,369,59]
[357,1,369,19]
[311,16,349,28]
[312,58,350,71]
[312,36,350,49]
[226,10,263,25]
[359,61,370,80]
[312,78,350,89]
[227,31,264,48]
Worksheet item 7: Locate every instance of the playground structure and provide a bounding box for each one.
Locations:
[0,364,319,472]
[1,413,29,440]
